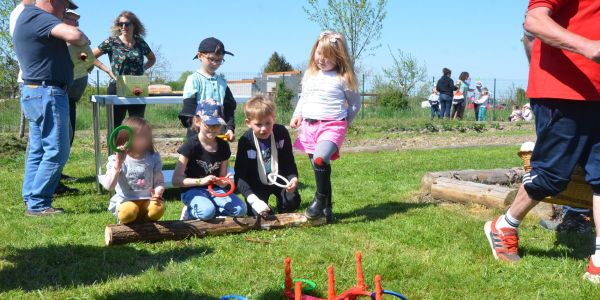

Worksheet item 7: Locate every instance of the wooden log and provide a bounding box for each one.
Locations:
[105,213,326,246]
[431,177,518,209]
[421,168,524,194]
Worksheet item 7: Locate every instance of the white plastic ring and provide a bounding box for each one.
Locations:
[267,173,290,188]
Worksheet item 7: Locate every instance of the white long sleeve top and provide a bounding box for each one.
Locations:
[293,70,361,123]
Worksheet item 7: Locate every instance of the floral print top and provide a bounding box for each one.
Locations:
[98,36,151,78]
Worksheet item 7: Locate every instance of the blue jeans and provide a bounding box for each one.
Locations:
[181,188,247,220]
[21,85,71,211]
[430,104,441,119]
[439,94,453,119]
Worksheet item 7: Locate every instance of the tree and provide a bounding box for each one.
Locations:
[167,71,193,91]
[263,52,293,73]
[382,47,427,98]
[0,0,21,98]
[303,0,387,65]
[275,80,294,112]
[145,44,171,83]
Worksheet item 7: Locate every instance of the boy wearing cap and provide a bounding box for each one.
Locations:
[178,37,237,142]
[173,99,247,221]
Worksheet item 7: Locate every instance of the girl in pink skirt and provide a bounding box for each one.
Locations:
[289,31,361,222]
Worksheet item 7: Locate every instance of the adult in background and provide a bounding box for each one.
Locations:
[13,0,90,216]
[452,71,470,120]
[484,0,600,282]
[435,68,456,119]
[93,11,155,127]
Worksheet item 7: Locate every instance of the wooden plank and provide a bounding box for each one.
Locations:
[105,213,326,246]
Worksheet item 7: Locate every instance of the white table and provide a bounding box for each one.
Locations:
[91,95,247,193]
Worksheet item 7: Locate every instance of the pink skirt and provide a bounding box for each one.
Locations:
[294,119,348,160]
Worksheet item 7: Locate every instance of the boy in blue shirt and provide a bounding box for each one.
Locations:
[179,37,237,141]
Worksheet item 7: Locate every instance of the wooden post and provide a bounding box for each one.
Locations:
[105,213,326,246]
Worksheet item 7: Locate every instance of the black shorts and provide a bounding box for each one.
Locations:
[524,99,600,200]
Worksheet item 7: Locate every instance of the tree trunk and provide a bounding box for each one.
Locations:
[430,177,518,209]
[105,213,327,246]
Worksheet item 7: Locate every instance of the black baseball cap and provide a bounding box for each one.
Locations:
[192,37,234,60]
[67,0,79,9]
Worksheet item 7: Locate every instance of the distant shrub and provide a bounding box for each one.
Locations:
[275,80,294,112]
[376,87,409,110]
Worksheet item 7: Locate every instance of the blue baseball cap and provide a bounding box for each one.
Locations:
[196,99,225,126]
[192,37,234,60]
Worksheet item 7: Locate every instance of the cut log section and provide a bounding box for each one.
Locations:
[420,168,524,194]
[105,213,326,246]
[430,177,518,209]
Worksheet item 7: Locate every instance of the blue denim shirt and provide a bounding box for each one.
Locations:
[183,71,228,112]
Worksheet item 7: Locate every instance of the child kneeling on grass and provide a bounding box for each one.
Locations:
[234,95,300,217]
[173,99,246,220]
[102,117,165,224]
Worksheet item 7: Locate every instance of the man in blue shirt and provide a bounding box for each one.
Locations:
[12,0,90,216]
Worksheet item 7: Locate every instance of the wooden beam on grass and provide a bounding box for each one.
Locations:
[105,213,326,246]
[430,177,518,209]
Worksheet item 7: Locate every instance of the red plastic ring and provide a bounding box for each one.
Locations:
[208,177,236,197]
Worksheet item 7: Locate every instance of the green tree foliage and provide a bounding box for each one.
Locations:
[0,0,21,98]
[275,80,293,112]
[373,48,426,110]
[263,52,293,73]
[515,87,528,106]
[167,71,193,91]
[303,0,387,65]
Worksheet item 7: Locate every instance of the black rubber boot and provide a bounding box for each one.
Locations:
[323,196,333,223]
[305,192,328,219]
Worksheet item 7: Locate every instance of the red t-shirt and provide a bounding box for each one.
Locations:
[527,0,600,101]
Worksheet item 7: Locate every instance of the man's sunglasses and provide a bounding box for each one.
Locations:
[117,22,132,28]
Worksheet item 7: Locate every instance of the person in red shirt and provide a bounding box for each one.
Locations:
[484,0,600,283]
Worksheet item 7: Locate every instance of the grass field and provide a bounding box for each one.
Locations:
[0,130,599,299]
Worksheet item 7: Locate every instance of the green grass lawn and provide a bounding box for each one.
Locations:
[0,134,598,299]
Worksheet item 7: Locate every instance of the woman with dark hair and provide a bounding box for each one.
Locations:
[451,71,471,120]
[93,11,156,126]
[435,68,456,119]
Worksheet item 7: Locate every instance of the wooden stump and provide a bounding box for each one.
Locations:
[105,213,326,246]
[430,177,518,209]
[420,168,524,194]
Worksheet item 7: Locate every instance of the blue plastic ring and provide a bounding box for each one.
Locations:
[371,290,408,300]
[220,295,248,300]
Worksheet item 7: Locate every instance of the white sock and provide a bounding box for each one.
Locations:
[496,211,521,230]
[595,237,600,257]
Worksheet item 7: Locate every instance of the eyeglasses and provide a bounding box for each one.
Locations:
[117,22,132,28]
[203,56,225,64]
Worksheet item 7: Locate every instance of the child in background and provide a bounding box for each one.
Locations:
[178,37,237,141]
[235,95,300,217]
[173,99,246,221]
[290,31,361,222]
[476,87,490,121]
[428,87,441,120]
[522,103,533,122]
[451,81,465,119]
[102,117,165,224]
[509,105,524,122]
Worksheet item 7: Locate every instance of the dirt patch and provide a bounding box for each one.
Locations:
[0,136,27,158]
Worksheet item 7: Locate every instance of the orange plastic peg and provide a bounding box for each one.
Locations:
[295,281,303,300]
[375,274,383,300]
[327,266,336,300]
[284,257,293,292]
[355,251,366,289]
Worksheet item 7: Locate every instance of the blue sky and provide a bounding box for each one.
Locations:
[77,0,530,82]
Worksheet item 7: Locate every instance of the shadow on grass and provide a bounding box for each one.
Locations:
[336,201,433,223]
[97,289,219,300]
[0,244,212,292]
[523,231,594,260]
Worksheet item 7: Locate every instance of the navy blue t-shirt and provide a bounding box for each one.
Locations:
[12,5,73,85]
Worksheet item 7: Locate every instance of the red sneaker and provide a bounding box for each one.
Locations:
[484,217,521,262]
[584,256,600,283]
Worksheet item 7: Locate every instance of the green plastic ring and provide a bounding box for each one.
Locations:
[108,125,134,152]
[280,278,317,292]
